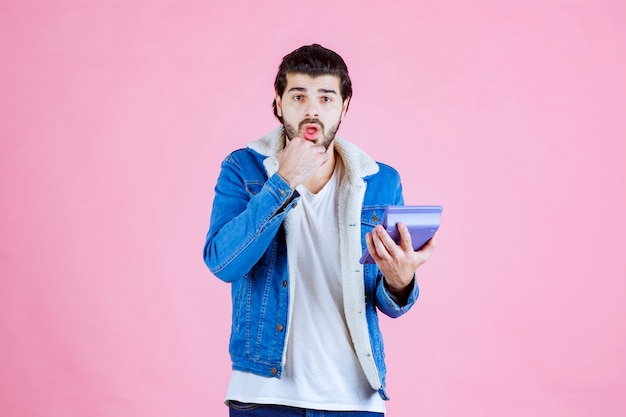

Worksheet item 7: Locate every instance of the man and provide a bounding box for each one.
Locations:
[203,44,436,416]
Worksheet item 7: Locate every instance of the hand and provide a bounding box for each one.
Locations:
[277,137,329,189]
[365,222,437,299]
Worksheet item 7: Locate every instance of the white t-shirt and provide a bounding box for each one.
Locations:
[225,160,385,412]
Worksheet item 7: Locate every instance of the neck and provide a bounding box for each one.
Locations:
[302,147,336,194]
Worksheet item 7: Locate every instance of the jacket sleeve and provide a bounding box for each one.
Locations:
[371,166,420,318]
[203,153,298,282]
[375,276,419,318]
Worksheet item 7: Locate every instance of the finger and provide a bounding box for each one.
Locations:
[372,225,395,260]
[284,135,299,149]
[314,146,327,157]
[397,222,414,252]
[308,142,327,155]
[377,225,403,253]
[367,231,389,265]
[365,232,379,261]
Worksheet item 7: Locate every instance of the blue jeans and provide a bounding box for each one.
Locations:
[227,401,384,417]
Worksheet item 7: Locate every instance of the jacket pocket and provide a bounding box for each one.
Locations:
[245,181,265,197]
[361,206,386,230]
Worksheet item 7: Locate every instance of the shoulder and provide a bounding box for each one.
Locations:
[222,147,260,165]
[367,161,401,183]
[362,161,404,205]
[216,148,269,183]
[374,161,400,177]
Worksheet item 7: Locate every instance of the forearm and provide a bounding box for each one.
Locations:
[204,171,297,282]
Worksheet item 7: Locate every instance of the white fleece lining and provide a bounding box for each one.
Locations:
[250,127,382,391]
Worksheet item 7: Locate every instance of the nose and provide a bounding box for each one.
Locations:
[305,103,319,118]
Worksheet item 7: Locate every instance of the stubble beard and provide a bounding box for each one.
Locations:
[282,118,341,151]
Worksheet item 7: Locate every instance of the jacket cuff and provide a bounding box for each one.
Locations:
[376,275,419,318]
[267,172,296,201]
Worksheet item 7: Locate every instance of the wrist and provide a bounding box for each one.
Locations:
[384,277,414,305]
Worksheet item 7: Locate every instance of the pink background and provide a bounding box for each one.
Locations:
[1,1,625,416]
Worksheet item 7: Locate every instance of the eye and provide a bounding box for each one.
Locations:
[293,95,304,101]
[321,96,332,103]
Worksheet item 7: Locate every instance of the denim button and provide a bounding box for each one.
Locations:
[276,324,284,332]
[282,280,287,287]
[271,368,278,375]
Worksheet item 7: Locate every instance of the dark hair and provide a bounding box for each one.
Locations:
[273,44,352,121]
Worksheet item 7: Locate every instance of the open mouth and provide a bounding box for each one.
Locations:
[302,124,320,141]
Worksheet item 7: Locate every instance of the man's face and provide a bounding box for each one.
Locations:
[275,73,349,150]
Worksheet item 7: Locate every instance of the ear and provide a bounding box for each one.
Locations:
[340,97,350,121]
[275,93,283,118]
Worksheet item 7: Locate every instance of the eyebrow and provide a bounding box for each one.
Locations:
[287,87,338,95]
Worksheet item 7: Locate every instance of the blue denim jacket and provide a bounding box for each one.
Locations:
[203,128,419,400]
